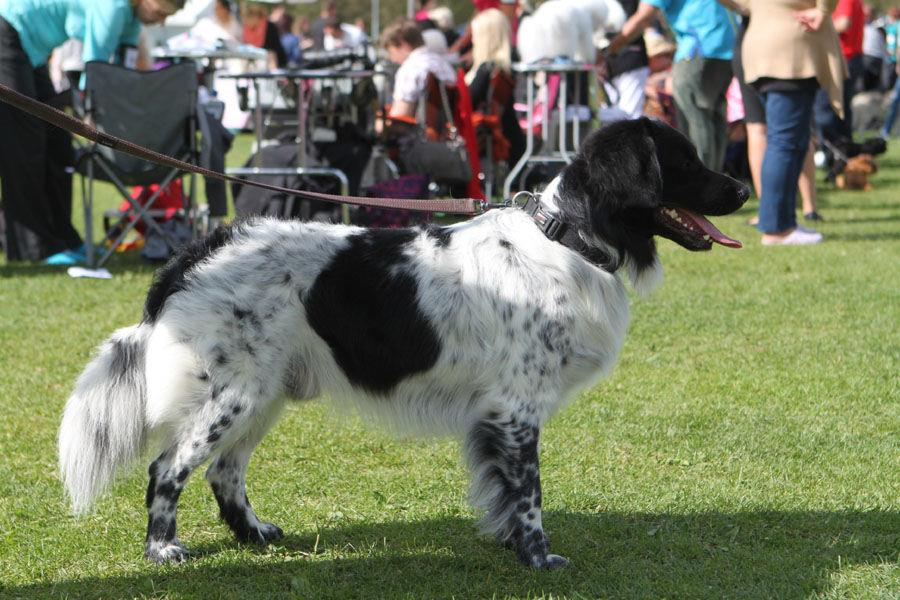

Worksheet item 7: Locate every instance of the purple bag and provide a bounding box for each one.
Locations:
[360,174,432,228]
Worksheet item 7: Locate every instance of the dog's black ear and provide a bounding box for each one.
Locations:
[557,118,663,276]
[579,118,663,211]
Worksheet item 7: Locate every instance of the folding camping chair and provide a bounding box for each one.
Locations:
[75,60,199,267]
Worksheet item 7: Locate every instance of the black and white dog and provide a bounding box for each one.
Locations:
[59,118,748,569]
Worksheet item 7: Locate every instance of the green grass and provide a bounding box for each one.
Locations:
[0,137,898,599]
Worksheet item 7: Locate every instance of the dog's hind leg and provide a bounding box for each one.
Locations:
[205,400,286,544]
[143,384,281,563]
[465,410,568,569]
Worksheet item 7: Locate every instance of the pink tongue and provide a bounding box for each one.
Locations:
[676,208,743,248]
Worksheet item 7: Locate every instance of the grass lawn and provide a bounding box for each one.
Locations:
[0,135,897,599]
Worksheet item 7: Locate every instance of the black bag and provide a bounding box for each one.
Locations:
[396,79,472,186]
[399,133,472,186]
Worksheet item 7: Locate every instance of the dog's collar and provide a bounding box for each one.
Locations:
[522,194,568,241]
[519,193,612,269]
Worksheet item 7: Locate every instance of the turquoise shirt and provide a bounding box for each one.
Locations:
[643,0,735,62]
[0,0,141,68]
[886,22,898,65]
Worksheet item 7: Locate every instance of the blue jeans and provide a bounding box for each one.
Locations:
[758,89,816,234]
[883,74,900,135]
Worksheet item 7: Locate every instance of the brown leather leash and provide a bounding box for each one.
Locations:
[0,82,480,216]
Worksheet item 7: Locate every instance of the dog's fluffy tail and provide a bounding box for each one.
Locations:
[59,324,152,513]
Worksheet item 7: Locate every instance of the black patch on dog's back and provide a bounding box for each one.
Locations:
[143,225,237,323]
[304,229,441,394]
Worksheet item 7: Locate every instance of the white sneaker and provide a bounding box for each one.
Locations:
[761,228,823,246]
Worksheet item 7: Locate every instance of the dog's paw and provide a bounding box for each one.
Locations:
[541,553,570,569]
[530,553,569,570]
[256,522,284,543]
[236,521,284,544]
[145,539,189,564]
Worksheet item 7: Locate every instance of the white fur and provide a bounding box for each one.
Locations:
[59,324,151,513]
[517,0,626,64]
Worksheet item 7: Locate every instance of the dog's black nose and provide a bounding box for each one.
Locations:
[736,183,751,204]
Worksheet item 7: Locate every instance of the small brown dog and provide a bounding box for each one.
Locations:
[836,154,877,191]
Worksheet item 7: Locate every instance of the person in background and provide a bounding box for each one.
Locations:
[813,0,862,144]
[191,0,241,45]
[242,1,287,69]
[608,0,735,171]
[281,16,313,66]
[860,5,886,92]
[428,6,459,48]
[269,2,289,31]
[882,7,899,91]
[449,0,519,64]
[192,0,248,131]
[322,15,367,51]
[422,27,450,55]
[732,15,822,223]
[415,0,439,21]
[381,18,456,120]
[880,24,900,138]
[466,8,525,167]
[726,0,844,246]
[601,0,650,120]
[310,0,337,50]
[643,29,678,126]
[0,0,183,264]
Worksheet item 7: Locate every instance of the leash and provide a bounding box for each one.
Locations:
[0,82,479,216]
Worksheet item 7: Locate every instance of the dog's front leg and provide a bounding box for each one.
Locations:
[465,412,568,569]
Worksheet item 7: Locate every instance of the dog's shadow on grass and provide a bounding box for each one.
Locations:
[9,509,897,599]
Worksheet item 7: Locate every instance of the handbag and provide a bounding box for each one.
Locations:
[398,81,472,186]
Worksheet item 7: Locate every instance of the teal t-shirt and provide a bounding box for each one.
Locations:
[643,0,735,62]
[0,0,141,68]
[886,22,898,64]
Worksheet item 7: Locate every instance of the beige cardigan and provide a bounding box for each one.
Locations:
[733,0,846,117]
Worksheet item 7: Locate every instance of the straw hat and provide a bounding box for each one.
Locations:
[644,29,675,57]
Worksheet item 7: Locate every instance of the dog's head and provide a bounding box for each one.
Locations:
[846,154,877,174]
[556,118,749,289]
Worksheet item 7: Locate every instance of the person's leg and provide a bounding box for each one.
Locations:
[863,56,882,92]
[673,57,732,170]
[33,65,81,251]
[813,88,846,148]
[758,89,816,240]
[746,122,767,198]
[701,59,733,172]
[881,74,900,137]
[0,19,76,261]
[0,20,46,260]
[798,140,819,218]
[844,54,863,131]
[672,58,712,163]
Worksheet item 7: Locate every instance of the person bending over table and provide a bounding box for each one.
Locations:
[0,0,183,265]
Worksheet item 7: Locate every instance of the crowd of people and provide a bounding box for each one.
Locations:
[1,0,898,264]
